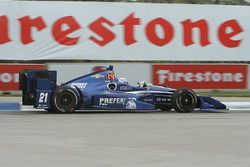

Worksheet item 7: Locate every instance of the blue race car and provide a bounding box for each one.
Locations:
[19,65,226,113]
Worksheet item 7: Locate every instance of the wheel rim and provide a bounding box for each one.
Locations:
[59,93,73,107]
[56,90,77,112]
[178,92,196,110]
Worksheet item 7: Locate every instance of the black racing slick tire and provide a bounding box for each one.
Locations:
[172,88,197,113]
[51,86,79,113]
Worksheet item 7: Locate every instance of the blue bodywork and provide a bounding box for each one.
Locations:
[20,65,227,112]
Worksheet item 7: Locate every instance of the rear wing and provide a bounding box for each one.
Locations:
[19,70,57,108]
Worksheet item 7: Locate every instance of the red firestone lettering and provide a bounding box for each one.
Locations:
[181,19,211,46]
[89,17,115,46]
[18,16,47,44]
[218,19,243,48]
[120,13,140,45]
[157,70,244,84]
[0,14,246,49]
[52,16,81,46]
[145,18,174,47]
[0,15,11,44]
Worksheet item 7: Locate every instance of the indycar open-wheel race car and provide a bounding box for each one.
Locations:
[19,65,227,113]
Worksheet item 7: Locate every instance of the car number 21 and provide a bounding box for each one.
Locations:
[39,92,49,103]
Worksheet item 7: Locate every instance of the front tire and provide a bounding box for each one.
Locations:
[172,88,197,113]
[51,86,79,113]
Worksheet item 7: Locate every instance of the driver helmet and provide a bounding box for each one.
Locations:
[119,77,128,84]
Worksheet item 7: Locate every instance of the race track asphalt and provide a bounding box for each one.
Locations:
[0,110,250,167]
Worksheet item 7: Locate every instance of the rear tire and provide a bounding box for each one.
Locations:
[172,88,197,113]
[51,86,79,113]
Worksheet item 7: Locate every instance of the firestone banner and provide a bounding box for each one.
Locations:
[152,64,248,89]
[0,1,250,61]
[0,64,45,90]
